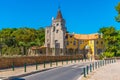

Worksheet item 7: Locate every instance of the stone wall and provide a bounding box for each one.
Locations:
[0,55,83,69]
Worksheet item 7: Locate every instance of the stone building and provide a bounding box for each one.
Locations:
[45,9,66,56]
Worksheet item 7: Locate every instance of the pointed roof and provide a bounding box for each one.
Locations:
[56,9,63,19]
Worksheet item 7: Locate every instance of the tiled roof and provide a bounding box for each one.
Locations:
[73,33,100,40]
[56,9,63,19]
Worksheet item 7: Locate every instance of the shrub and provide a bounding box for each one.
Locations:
[103,52,114,58]
[116,50,120,57]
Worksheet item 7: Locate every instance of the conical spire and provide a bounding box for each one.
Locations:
[56,9,63,19]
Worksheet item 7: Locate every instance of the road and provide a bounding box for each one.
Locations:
[21,62,92,80]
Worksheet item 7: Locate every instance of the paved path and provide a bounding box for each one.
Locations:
[81,60,120,80]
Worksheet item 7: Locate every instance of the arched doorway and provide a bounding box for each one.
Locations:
[84,45,92,60]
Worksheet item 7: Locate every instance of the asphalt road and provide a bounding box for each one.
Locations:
[21,62,92,80]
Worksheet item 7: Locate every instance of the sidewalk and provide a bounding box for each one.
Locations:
[82,60,120,80]
[0,59,89,79]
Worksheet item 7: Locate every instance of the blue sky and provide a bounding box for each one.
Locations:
[0,0,120,34]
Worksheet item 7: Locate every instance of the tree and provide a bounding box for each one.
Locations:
[115,2,120,22]
[0,27,45,56]
[99,27,120,56]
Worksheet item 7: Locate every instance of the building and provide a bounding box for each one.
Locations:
[45,9,105,58]
[65,33,104,59]
[45,9,66,56]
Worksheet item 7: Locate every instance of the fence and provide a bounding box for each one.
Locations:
[83,58,116,77]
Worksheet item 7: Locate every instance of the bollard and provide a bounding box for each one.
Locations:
[56,60,58,66]
[114,58,116,63]
[67,59,68,64]
[105,60,107,65]
[66,60,67,64]
[71,59,72,63]
[75,59,76,63]
[111,59,113,63]
[98,62,99,68]
[101,60,102,67]
[100,60,102,66]
[44,61,46,68]
[24,63,26,72]
[115,58,116,62]
[12,62,15,71]
[92,63,94,70]
[101,60,103,66]
[62,60,63,65]
[85,58,86,62]
[82,58,83,62]
[86,66,89,74]
[83,67,86,77]
[103,60,104,66]
[36,62,38,70]
[50,61,52,67]
[90,64,92,72]
[78,59,80,62]
[100,61,101,67]
[95,62,97,69]
[98,61,100,68]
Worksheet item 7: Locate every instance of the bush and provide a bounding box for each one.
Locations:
[116,50,120,57]
[99,53,105,60]
[103,52,114,58]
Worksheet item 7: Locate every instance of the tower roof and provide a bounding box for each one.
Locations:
[56,9,63,19]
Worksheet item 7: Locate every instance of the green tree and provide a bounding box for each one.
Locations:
[115,2,120,22]
[99,27,120,57]
[0,27,45,56]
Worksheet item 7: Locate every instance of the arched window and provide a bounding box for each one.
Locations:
[56,23,59,26]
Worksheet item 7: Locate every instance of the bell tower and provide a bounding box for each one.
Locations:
[50,8,66,55]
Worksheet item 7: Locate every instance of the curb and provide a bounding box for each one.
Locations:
[7,66,59,80]
[76,74,84,80]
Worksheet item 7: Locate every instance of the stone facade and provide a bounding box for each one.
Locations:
[45,9,66,56]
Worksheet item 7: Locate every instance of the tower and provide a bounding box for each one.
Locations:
[45,9,66,56]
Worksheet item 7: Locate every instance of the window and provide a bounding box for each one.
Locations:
[101,41,103,44]
[70,35,72,38]
[73,41,76,45]
[96,41,98,44]
[53,26,55,31]
[79,41,83,44]
[67,41,69,45]
[99,35,101,38]
[65,35,68,39]
[61,49,62,53]
[55,40,58,43]
[61,23,63,26]
[56,30,59,33]
[56,23,59,26]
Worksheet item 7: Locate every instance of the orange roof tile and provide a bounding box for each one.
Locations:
[73,33,100,40]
